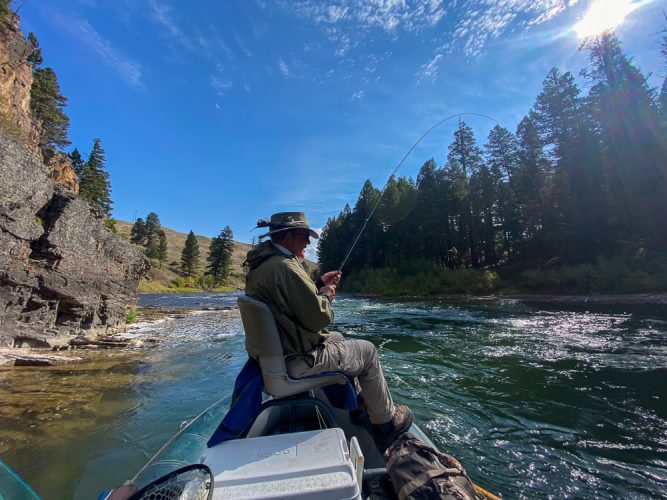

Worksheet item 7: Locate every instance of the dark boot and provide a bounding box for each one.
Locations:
[372,405,413,450]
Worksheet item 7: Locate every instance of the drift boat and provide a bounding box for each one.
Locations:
[105,382,443,499]
[100,296,499,500]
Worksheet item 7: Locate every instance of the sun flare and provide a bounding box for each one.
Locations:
[574,0,642,39]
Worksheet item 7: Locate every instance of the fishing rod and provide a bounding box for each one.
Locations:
[338,112,498,272]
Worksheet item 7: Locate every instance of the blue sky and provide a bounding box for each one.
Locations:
[18,0,666,258]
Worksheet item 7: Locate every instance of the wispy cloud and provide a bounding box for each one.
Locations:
[283,0,446,58]
[199,25,235,62]
[52,12,143,89]
[234,32,253,57]
[211,73,233,96]
[416,53,443,83]
[446,0,585,57]
[148,0,195,51]
[414,0,585,83]
[278,58,291,78]
[148,4,239,99]
[287,1,584,68]
[285,0,446,32]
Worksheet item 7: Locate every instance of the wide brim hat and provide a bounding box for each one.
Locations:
[257,212,319,239]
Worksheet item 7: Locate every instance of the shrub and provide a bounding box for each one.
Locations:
[199,274,219,290]
[343,263,498,296]
[0,96,26,143]
[516,253,667,294]
[170,276,186,288]
[105,217,117,232]
[170,275,199,290]
[0,1,11,24]
[125,308,138,324]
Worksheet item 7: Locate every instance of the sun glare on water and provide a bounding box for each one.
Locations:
[574,0,646,39]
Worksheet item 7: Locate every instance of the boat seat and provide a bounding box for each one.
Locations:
[238,295,348,399]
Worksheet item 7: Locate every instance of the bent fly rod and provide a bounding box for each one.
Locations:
[338,112,498,272]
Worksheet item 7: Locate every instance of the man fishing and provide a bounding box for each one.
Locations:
[244,211,413,446]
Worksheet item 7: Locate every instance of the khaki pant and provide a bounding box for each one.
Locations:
[286,332,395,425]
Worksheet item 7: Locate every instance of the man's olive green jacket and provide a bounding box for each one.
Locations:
[244,241,331,355]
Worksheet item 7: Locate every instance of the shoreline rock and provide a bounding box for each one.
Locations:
[0,347,82,367]
[0,305,237,366]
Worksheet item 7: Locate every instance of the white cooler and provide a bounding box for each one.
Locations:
[203,428,362,499]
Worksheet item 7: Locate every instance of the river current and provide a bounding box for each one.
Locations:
[0,293,665,499]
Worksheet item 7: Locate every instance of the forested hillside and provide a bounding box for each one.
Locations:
[318,33,667,295]
[116,220,251,292]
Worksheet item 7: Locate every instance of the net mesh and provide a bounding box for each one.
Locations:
[130,465,212,500]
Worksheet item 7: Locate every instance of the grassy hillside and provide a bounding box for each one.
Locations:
[116,220,252,292]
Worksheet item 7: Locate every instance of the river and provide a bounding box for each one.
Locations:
[0,292,665,499]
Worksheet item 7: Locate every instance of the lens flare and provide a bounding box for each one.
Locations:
[573,0,648,39]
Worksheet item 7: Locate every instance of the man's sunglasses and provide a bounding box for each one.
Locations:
[292,231,311,240]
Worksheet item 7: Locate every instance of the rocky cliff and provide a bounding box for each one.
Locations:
[0,11,78,190]
[0,10,40,159]
[0,130,149,349]
[0,10,149,353]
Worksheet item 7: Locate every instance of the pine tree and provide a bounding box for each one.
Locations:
[30,67,70,158]
[79,138,112,216]
[130,218,147,245]
[412,159,444,265]
[317,205,354,272]
[156,230,168,268]
[485,125,520,262]
[349,180,383,270]
[143,212,161,250]
[515,115,549,245]
[532,67,581,165]
[447,122,485,267]
[581,32,666,250]
[377,176,417,266]
[181,230,201,276]
[207,226,234,284]
[68,148,85,182]
[448,121,484,177]
[317,216,342,272]
[470,164,498,266]
[145,234,160,259]
[27,32,43,68]
[531,67,590,261]
[132,212,167,262]
[441,158,469,266]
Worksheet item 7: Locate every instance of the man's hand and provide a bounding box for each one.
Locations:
[321,270,342,286]
[318,284,337,302]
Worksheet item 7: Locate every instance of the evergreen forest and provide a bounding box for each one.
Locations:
[317,33,667,295]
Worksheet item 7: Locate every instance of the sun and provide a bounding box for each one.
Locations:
[573,0,643,39]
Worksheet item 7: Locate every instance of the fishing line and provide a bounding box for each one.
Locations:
[338,112,498,272]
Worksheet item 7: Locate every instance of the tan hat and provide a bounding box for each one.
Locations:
[256,212,319,239]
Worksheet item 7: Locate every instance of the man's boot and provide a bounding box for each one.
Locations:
[372,405,413,450]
